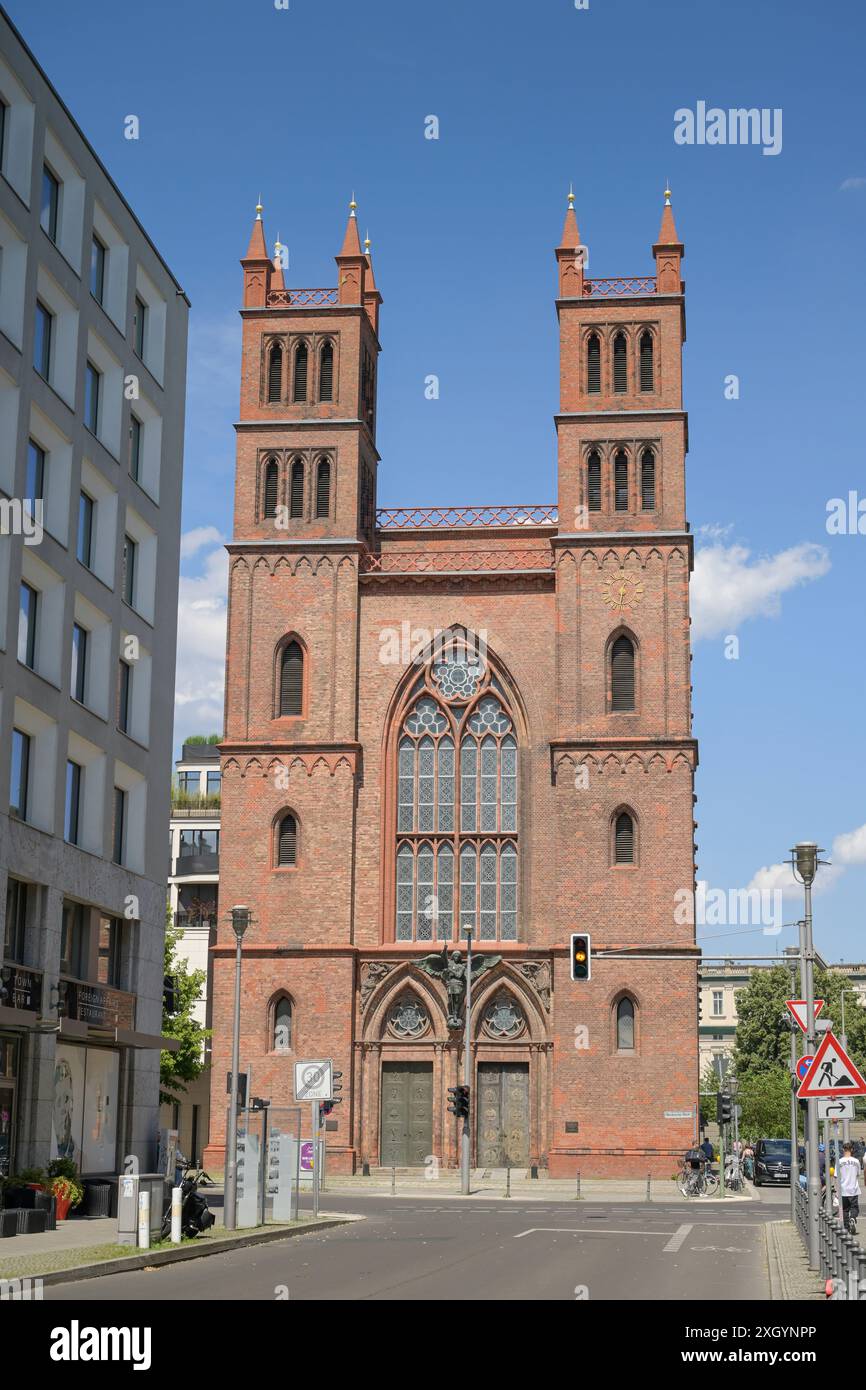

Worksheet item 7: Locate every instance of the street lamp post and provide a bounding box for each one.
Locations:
[790,843,823,1270]
[224,905,251,1232]
[783,944,801,1227]
[461,926,474,1197]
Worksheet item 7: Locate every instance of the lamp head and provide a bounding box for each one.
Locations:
[229,904,251,939]
[790,842,821,885]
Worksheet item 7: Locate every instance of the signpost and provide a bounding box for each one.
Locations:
[797,1033,866,1100]
[294,1061,334,1218]
[785,999,824,1033]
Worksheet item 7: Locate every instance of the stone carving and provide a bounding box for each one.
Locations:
[386,997,430,1038]
[360,960,396,1011]
[515,960,552,1012]
[482,995,525,1038]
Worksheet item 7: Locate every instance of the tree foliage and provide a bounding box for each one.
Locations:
[160,911,210,1106]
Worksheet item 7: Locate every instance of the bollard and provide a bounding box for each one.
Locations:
[575,1170,581,1201]
[137,1190,150,1250]
[856,1248,866,1301]
[505,1165,511,1199]
[646,1172,652,1203]
[391,1166,396,1196]
[170,1185,182,1245]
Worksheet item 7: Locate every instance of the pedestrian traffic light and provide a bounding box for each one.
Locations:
[717,1092,733,1124]
[332,1070,343,1097]
[447,1085,470,1119]
[697,987,702,1022]
[570,933,591,982]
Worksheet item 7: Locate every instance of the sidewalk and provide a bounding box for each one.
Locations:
[314,1171,755,1202]
[765,1221,825,1300]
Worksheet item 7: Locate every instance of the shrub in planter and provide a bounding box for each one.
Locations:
[16,1166,47,1191]
[51,1176,84,1222]
[47,1157,79,1183]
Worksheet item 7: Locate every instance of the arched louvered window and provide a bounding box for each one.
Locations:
[639,331,654,392]
[613,333,628,393]
[641,448,655,510]
[614,450,629,511]
[277,813,297,867]
[290,458,304,518]
[293,342,308,402]
[587,333,601,394]
[395,647,518,942]
[319,342,334,402]
[587,450,601,512]
[611,635,635,712]
[315,459,330,518]
[262,459,279,519]
[279,641,303,717]
[274,997,292,1050]
[614,811,635,865]
[267,342,283,402]
[616,996,635,1050]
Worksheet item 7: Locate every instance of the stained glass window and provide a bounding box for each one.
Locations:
[395,654,518,941]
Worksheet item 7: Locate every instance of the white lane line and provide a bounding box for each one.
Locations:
[514,1227,674,1239]
[663,1223,693,1253]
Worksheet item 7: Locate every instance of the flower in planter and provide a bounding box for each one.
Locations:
[51,1176,84,1207]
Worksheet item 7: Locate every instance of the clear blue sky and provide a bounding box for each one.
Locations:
[11,0,865,960]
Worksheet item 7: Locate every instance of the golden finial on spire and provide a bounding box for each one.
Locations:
[256,196,263,219]
[364,231,371,254]
[349,192,357,217]
[567,182,575,208]
[664,182,672,206]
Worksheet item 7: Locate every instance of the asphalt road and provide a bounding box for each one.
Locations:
[46,1191,785,1302]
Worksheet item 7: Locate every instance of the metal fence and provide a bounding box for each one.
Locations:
[794,1182,866,1298]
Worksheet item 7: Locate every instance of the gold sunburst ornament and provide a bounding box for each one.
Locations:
[601,569,645,613]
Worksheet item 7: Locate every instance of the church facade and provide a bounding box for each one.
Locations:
[204,192,700,1177]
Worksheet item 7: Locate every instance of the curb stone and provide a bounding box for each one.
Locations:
[21,1214,364,1287]
[766,1220,824,1301]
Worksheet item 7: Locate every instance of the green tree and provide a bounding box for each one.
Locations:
[736,1068,793,1139]
[160,910,210,1106]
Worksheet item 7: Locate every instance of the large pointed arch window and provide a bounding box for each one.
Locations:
[395,644,518,943]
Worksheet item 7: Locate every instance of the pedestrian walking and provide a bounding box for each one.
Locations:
[838,1141,862,1234]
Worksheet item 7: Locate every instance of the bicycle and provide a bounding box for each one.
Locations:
[678,1160,719,1198]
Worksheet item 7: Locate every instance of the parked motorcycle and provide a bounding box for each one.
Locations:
[160,1168,215,1239]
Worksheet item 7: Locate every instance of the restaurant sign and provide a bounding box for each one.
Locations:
[0,964,43,1014]
[60,979,135,1031]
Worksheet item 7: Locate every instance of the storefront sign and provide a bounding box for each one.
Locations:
[0,965,42,1014]
[60,979,135,1031]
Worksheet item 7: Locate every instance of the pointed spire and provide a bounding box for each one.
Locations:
[339,193,363,256]
[656,182,681,246]
[271,236,286,291]
[558,183,580,249]
[244,197,268,260]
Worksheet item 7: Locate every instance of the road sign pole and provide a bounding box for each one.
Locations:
[460,928,473,1197]
[800,892,820,1269]
[790,1014,799,1227]
[312,1099,320,1218]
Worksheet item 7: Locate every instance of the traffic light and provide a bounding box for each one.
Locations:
[447,1085,470,1119]
[322,1070,343,1119]
[163,973,177,1016]
[717,1091,733,1124]
[570,933,591,982]
[697,987,703,1022]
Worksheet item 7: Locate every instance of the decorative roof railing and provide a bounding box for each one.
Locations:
[266,288,339,307]
[361,548,554,576]
[582,276,657,297]
[376,504,558,531]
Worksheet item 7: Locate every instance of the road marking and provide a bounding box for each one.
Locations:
[514,1227,674,1239]
[662,1223,693,1253]
[690,1245,751,1253]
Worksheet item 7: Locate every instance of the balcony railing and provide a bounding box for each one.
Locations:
[361,548,555,576]
[171,792,221,817]
[583,276,657,297]
[266,287,338,307]
[173,852,220,878]
[376,505,558,531]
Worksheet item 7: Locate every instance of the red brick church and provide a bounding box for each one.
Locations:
[204,189,700,1176]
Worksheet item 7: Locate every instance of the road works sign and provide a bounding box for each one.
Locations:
[797,1033,866,1100]
[785,999,824,1033]
[294,1060,334,1102]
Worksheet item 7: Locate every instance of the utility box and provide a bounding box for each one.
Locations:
[116,1173,168,1245]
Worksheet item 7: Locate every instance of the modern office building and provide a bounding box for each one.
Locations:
[0,9,188,1183]
[160,740,220,1165]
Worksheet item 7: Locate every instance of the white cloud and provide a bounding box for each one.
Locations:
[840,177,866,191]
[832,822,866,865]
[173,536,229,743]
[747,862,802,901]
[691,540,830,640]
[180,525,223,560]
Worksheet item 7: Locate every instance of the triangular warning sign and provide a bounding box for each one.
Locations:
[797,1031,866,1099]
[786,999,824,1033]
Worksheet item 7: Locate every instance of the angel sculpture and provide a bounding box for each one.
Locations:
[417,945,502,1029]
